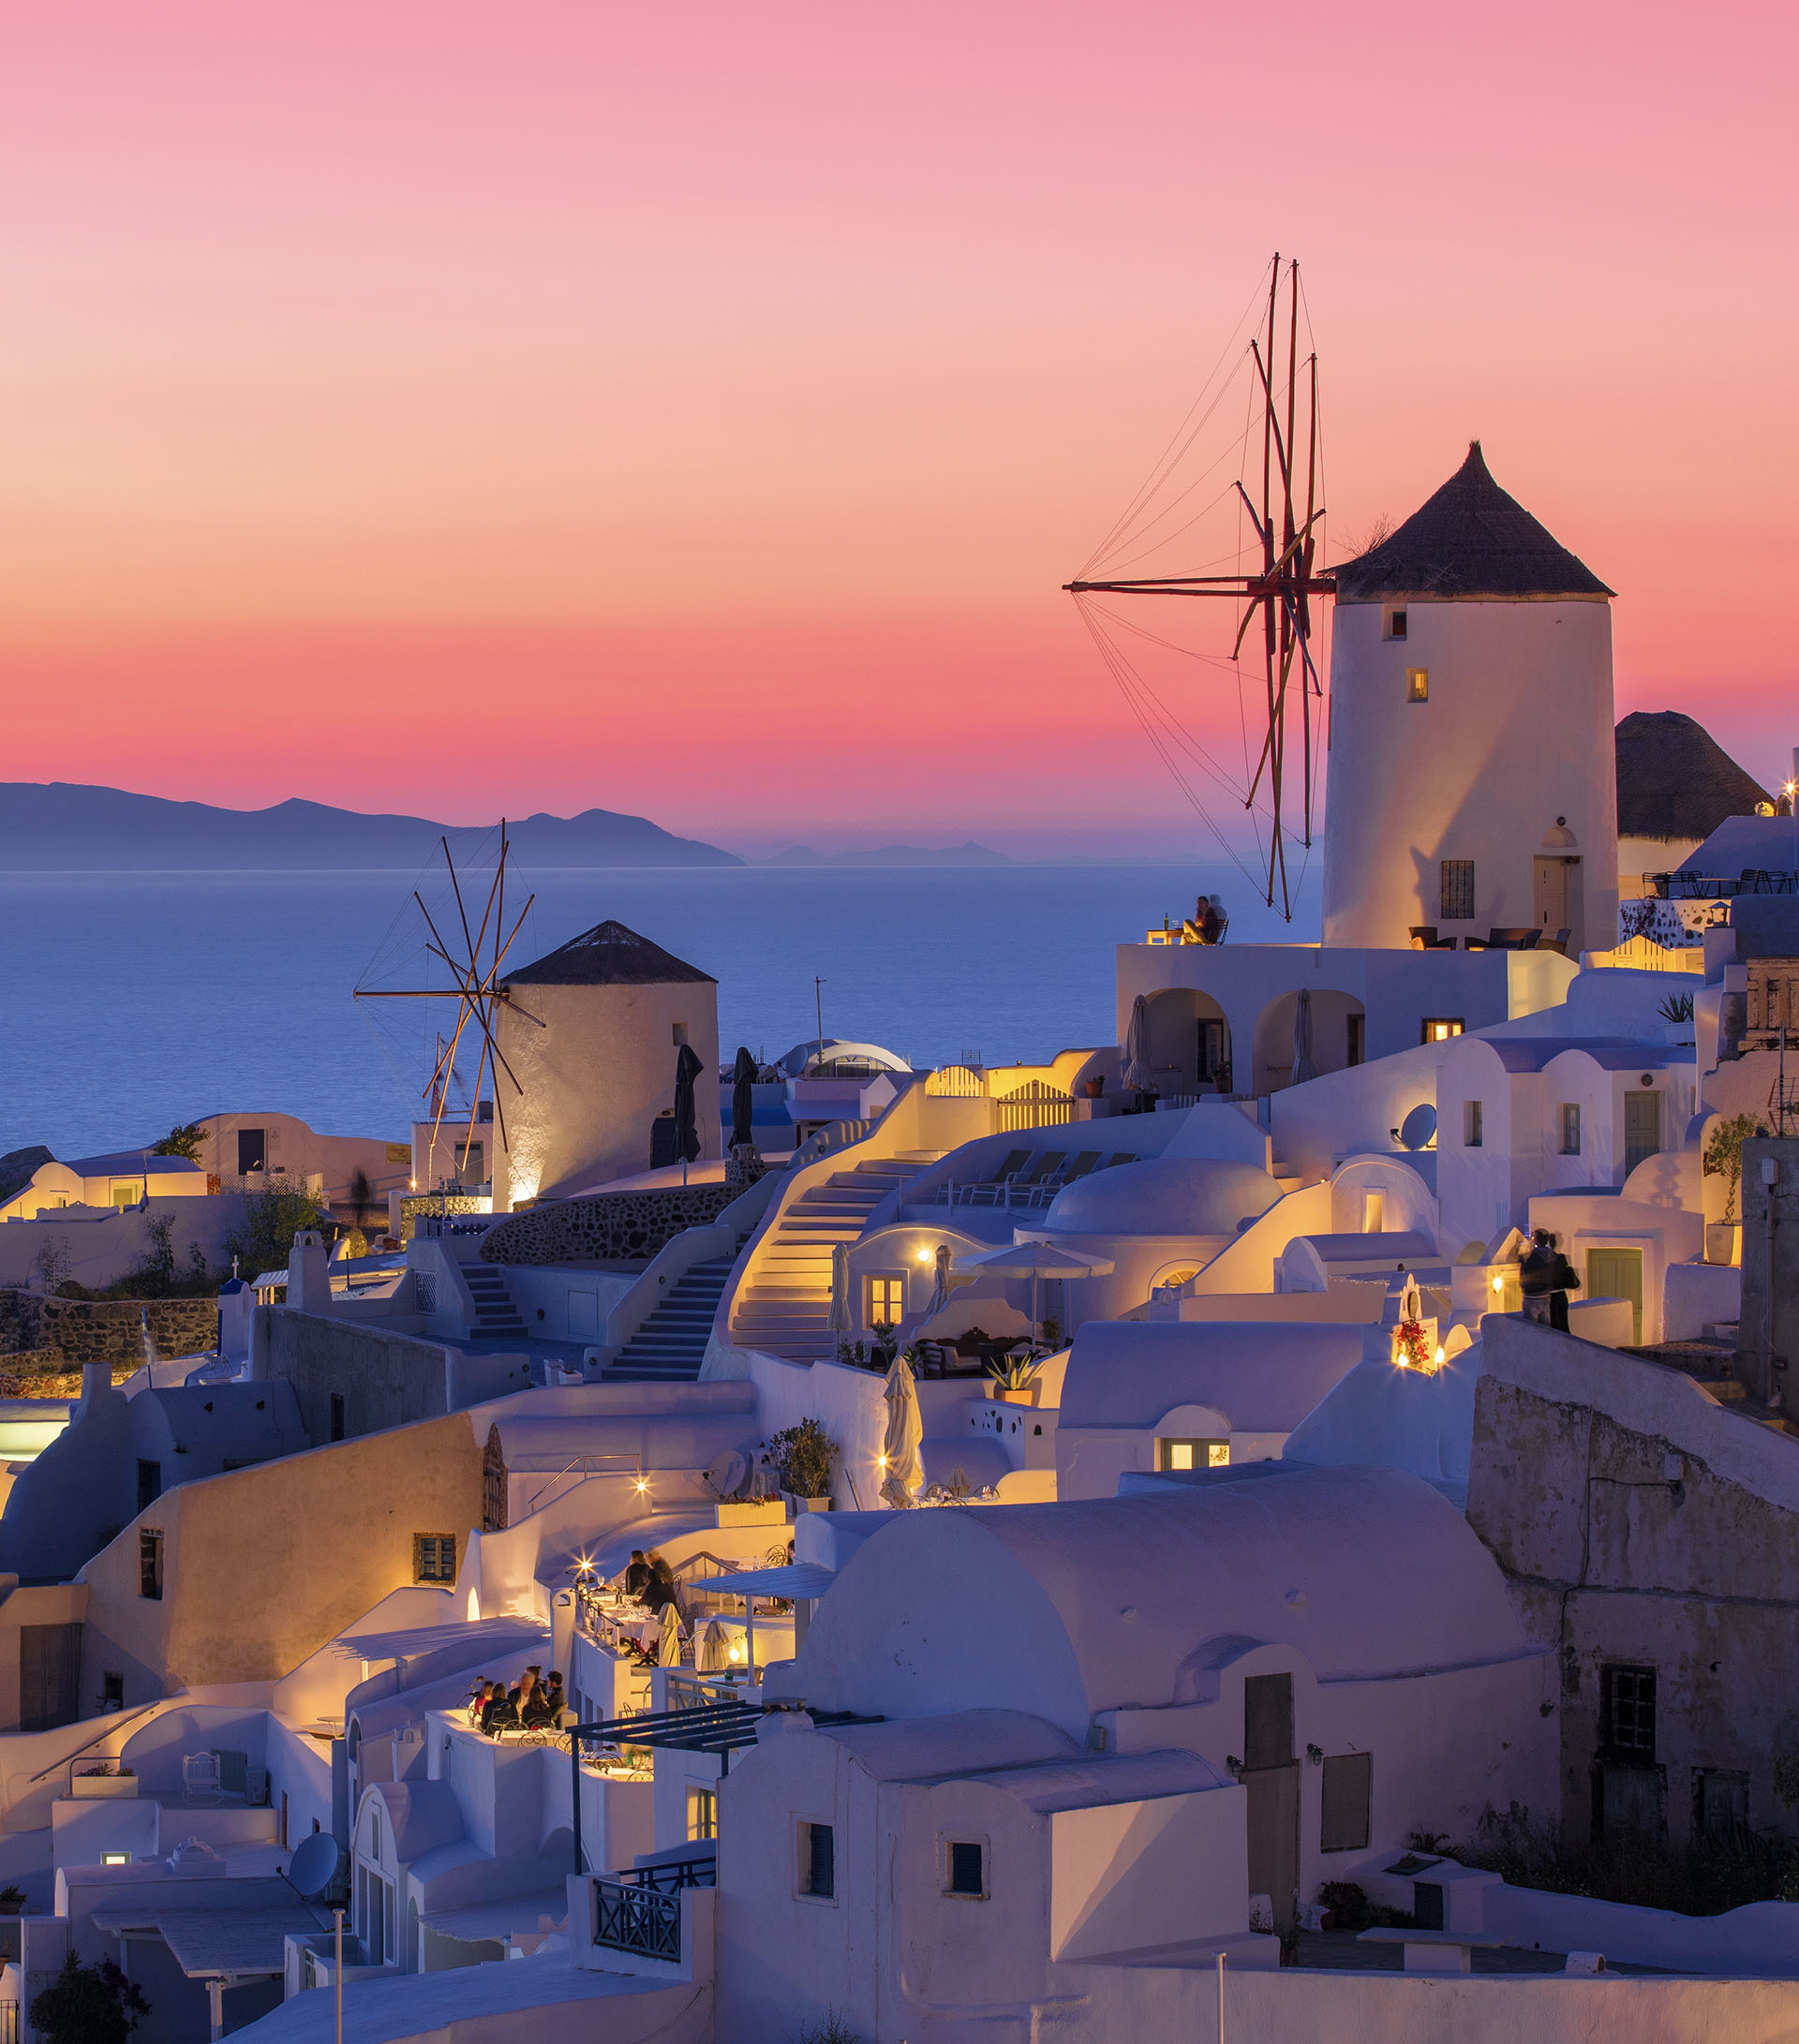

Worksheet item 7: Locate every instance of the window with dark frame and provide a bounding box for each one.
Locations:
[687,1786,717,1842]
[1440,859,1475,921]
[1319,1752,1373,1852]
[414,1533,457,1583]
[1464,1100,1484,1148]
[1420,1017,1465,1044]
[798,1820,835,1899]
[1385,607,1408,641]
[946,1841,986,1896]
[329,1393,347,1442]
[1406,667,1429,703]
[139,1530,163,1600]
[1560,1103,1582,1155]
[1599,1665,1657,1759]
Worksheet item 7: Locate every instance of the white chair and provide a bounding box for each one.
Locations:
[181,1752,221,1805]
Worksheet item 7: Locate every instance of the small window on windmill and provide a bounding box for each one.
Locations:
[672,1022,689,1047]
[1385,607,1408,641]
[1406,668,1429,703]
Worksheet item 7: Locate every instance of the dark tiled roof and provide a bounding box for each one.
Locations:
[504,918,715,987]
[1615,710,1771,841]
[1333,442,1612,600]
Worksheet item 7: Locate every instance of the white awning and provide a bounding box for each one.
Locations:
[698,1563,836,1601]
[334,1615,549,1663]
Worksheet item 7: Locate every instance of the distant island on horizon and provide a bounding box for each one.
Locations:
[754,840,1013,867]
[0,782,740,871]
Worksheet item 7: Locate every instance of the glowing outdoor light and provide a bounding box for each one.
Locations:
[916,1247,933,1264]
[633,1476,649,1495]
[1435,1345,1446,1367]
[1490,1273,1504,1294]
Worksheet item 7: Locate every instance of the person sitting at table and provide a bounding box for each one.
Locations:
[519,1674,555,1728]
[468,1680,495,1726]
[621,1550,651,1600]
[641,1550,679,1614]
[479,1684,516,1736]
[543,1671,567,1723]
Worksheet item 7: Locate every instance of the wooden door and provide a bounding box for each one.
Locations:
[1585,1247,1643,1343]
[1533,856,1569,934]
[1242,1673,1300,1937]
[1624,1089,1662,1177]
[18,1623,82,1733]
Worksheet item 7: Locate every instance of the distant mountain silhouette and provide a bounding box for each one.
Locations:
[0,783,740,870]
[759,840,1012,867]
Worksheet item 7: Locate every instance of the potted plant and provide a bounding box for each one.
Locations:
[985,1354,1042,1406]
[1702,1112,1762,1266]
[769,1418,837,1510]
[1082,1075,1105,1099]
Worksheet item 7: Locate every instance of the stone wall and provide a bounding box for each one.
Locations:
[0,1347,136,1399]
[0,1290,216,1366]
[482,1182,737,1266]
[253,1305,453,1444]
[1467,1312,1799,1853]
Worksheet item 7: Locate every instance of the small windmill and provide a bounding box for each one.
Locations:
[354,825,543,1186]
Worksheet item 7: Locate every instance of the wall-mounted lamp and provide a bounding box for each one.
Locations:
[1306,1743,1324,1767]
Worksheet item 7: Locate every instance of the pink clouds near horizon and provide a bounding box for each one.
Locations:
[2,1,1794,854]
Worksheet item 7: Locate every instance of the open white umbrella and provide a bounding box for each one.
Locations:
[880,1352,924,1508]
[658,1599,684,1669]
[1123,994,1153,1093]
[829,1244,852,1341]
[955,1240,1116,1345]
[1290,988,1317,1085]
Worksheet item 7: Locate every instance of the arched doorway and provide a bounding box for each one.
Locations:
[1254,989,1367,1094]
[1146,989,1233,1097]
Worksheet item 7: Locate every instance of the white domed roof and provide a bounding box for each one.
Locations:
[1041,1155,1281,1237]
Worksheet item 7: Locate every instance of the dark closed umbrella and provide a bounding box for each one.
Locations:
[731,1045,757,1150]
[673,1044,705,1164]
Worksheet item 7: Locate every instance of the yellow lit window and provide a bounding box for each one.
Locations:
[1420,1017,1465,1044]
[867,1276,904,1328]
[686,1786,716,1842]
[1407,668,1429,703]
[1157,1437,1229,1472]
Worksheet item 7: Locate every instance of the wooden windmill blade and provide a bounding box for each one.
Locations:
[353,822,539,1189]
[1063,253,1335,921]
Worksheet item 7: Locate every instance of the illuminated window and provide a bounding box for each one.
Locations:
[1560,1103,1582,1155]
[101,1853,130,1867]
[866,1276,904,1328]
[111,1182,141,1210]
[1464,1101,1484,1148]
[1157,1438,1229,1472]
[1420,1018,1465,1044]
[1440,859,1475,920]
[1406,668,1429,702]
[686,1786,717,1842]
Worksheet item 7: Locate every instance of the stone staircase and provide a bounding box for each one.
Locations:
[603,1251,743,1385]
[462,1262,528,1339]
[731,1151,944,1363]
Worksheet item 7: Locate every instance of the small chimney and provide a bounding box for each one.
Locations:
[78,1360,112,1412]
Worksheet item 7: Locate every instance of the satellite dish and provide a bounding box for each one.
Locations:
[288,1831,343,1900]
[1399,1104,1437,1152]
[706,1450,748,1501]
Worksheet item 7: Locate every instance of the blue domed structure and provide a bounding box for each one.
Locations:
[1040,1156,1281,1238]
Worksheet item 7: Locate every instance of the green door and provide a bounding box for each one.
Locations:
[1623,1089,1662,1178]
[1585,1246,1644,1343]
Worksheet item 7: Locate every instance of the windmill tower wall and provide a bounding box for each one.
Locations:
[492,921,720,1209]
[1319,444,1619,955]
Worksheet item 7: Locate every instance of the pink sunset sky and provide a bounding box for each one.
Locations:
[2,1,1793,858]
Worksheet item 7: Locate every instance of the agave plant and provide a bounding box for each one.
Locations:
[984,1353,1042,1394]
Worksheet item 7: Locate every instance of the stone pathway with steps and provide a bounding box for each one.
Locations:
[730,1150,944,1364]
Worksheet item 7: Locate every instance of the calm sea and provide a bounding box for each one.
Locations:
[0,863,1321,1158]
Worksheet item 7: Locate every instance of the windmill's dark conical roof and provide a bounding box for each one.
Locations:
[1615,711,1771,840]
[1333,442,1613,600]
[505,918,715,987]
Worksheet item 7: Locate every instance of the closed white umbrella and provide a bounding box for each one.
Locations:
[658,1600,684,1669]
[1123,994,1153,1093]
[699,1619,730,1672]
[829,1243,852,1339]
[956,1240,1116,1345]
[1291,988,1317,1085]
[880,1352,924,1508]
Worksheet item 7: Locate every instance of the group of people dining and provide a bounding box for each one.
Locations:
[468,1665,566,1737]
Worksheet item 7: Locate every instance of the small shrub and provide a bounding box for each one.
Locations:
[150,1124,204,1163]
[793,2014,862,2044]
[0,1882,25,1913]
[30,1951,149,2044]
[767,1419,837,1500]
